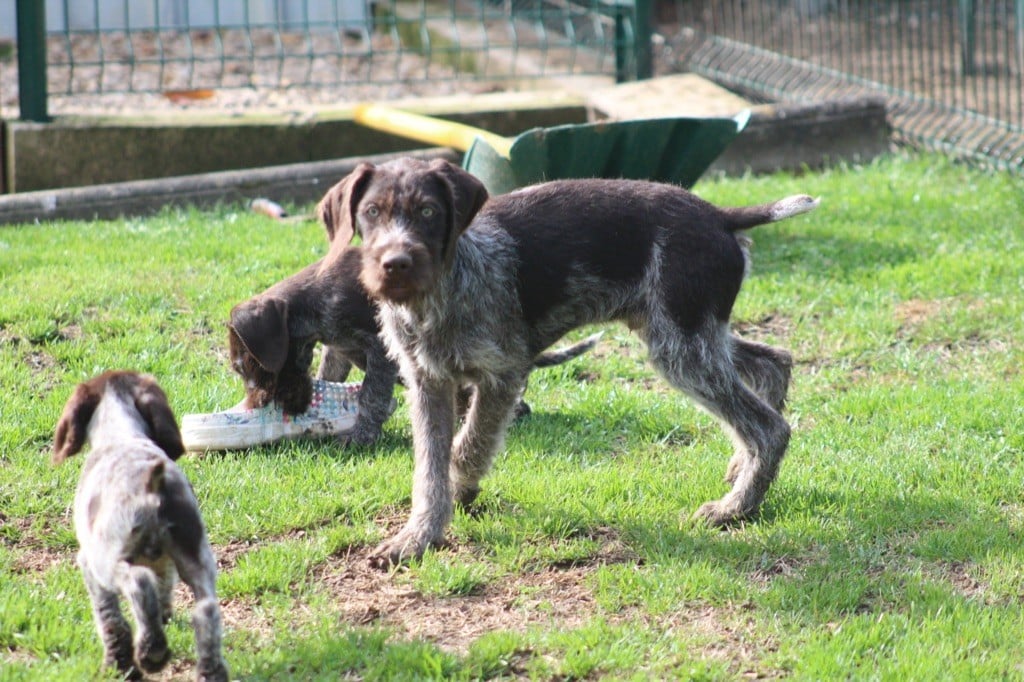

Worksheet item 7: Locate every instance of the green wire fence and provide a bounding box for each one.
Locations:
[10,0,644,122]
[660,0,1024,172]
[10,0,1024,172]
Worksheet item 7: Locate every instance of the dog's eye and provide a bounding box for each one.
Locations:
[420,206,435,218]
[365,205,380,219]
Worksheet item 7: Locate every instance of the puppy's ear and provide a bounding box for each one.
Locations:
[319,163,375,244]
[428,159,489,261]
[52,381,101,464]
[229,297,290,374]
[429,158,489,233]
[132,377,185,461]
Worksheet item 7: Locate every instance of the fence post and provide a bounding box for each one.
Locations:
[1017,0,1024,88]
[614,1,635,82]
[958,0,976,75]
[633,0,653,80]
[16,0,49,122]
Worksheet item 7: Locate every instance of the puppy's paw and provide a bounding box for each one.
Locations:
[453,485,481,510]
[692,499,749,528]
[135,632,171,673]
[103,627,138,678]
[368,528,441,569]
[338,422,382,448]
[196,659,230,682]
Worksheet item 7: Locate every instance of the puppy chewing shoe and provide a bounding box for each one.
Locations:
[181,380,361,452]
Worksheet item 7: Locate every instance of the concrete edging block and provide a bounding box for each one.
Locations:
[0,147,458,225]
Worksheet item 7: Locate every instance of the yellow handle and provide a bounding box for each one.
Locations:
[353,103,513,158]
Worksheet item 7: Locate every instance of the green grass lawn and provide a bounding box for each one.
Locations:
[1,153,1022,680]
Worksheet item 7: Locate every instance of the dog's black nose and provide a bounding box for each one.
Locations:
[382,253,413,274]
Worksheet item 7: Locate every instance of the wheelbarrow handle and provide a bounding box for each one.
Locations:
[353,104,514,159]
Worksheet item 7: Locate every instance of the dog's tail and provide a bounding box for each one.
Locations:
[533,332,603,368]
[722,194,820,232]
[121,461,171,564]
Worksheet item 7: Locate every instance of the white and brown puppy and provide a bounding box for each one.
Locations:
[53,371,227,682]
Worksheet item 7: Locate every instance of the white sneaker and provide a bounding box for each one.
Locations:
[181,380,362,452]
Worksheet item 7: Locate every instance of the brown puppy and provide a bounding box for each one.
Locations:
[229,245,600,446]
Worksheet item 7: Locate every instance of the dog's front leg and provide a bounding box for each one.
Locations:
[316,345,353,383]
[451,376,525,508]
[369,377,456,568]
[342,346,398,447]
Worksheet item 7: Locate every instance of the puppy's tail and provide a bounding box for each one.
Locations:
[722,194,820,232]
[533,332,603,368]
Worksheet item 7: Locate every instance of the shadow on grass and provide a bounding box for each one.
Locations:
[617,483,1018,618]
[754,232,918,281]
[510,409,697,458]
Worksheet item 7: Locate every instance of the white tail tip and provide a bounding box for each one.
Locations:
[770,195,820,221]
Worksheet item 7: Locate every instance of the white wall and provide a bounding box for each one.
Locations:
[1,0,368,39]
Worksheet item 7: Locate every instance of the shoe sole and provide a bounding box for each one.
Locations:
[181,380,361,452]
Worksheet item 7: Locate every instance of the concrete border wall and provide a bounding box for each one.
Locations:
[0,92,890,225]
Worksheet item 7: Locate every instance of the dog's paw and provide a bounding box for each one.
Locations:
[135,632,171,673]
[454,485,481,510]
[692,500,749,528]
[196,659,230,682]
[338,423,381,448]
[368,529,441,569]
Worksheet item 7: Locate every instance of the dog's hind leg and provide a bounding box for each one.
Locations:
[316,345,353,383]
[730,335,792,413]
[174,545,229,682]
[450,377,525,508]
[647,324,790,526]
[726,336,793,485]
[119,564,171,674]
[81,561,138,678]
[157,564,177,624]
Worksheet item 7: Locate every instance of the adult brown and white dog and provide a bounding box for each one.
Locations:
[53,371,228,681]
[318,157,819,566]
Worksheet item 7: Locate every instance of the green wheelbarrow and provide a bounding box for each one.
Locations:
[353,103,750,195]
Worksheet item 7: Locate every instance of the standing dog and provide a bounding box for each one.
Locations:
[318,157,819,566]
[228,245,600,445]
[53,371,228,681]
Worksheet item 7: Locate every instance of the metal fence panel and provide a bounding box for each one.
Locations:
[6,0,631,113]
[660,0,1024,172]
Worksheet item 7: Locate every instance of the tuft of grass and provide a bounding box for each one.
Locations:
[2,153,1023,678]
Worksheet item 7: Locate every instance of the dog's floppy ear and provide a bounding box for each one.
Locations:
[428,159,489,260]
[132,376,185,461]
[319,163,375,244]
[229,297,290,374]
[52,381,102,464]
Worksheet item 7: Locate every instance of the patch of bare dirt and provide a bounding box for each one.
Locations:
[936,560,987,601]
[748,555,805,587]
[311,524,640,655]
[895,297,1011,362]
[3,515,74,574]
[733,314,795,343]
[894,298,946,330]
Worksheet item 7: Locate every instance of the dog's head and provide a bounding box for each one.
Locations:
[53,370,184,464]
[228,296,314,415]
[318,157,488,305]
